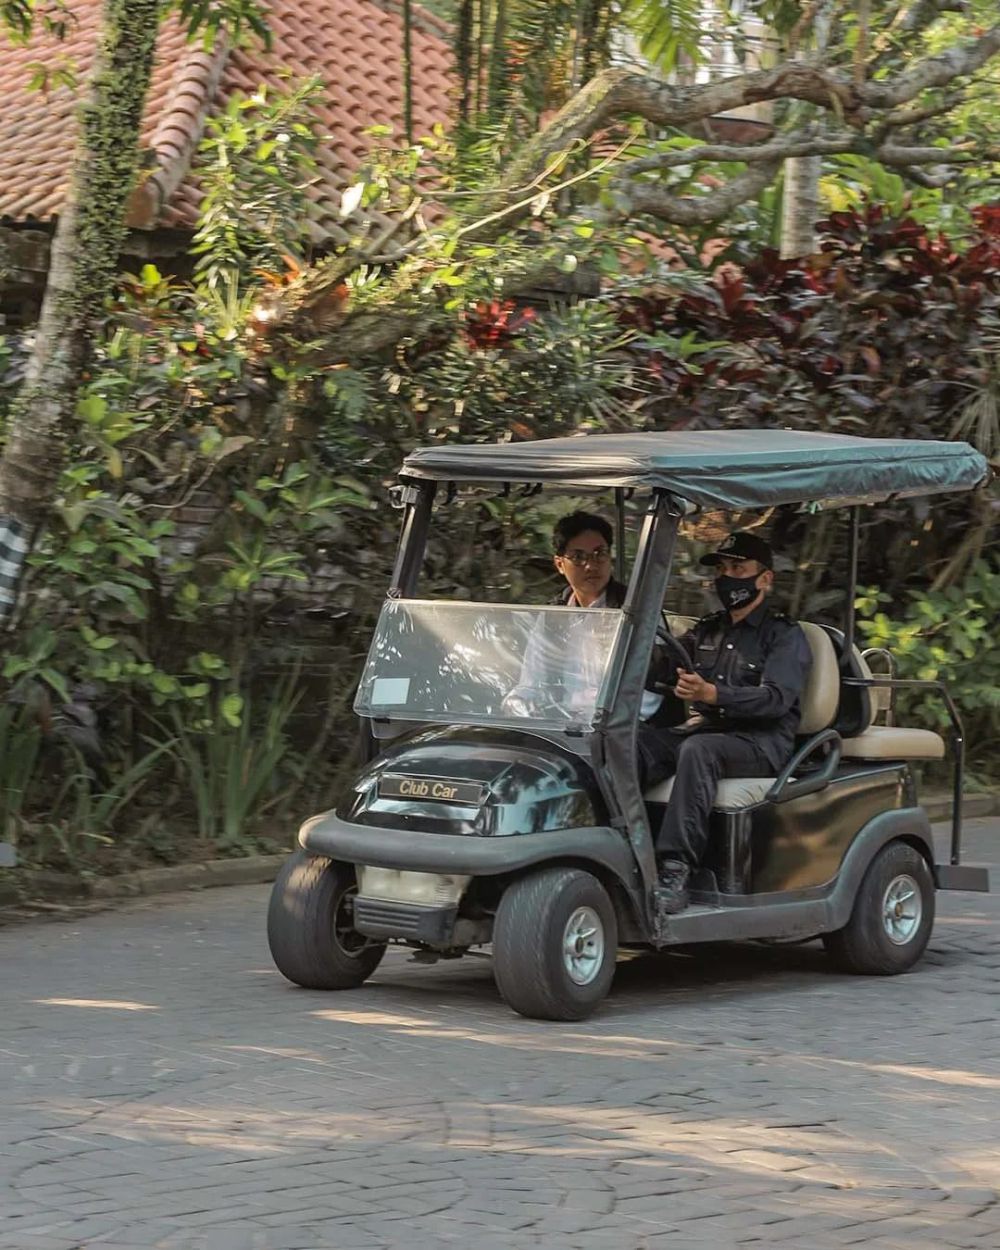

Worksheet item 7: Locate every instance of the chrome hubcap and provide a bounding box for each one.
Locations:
[562,906,604,986]
[882,874,922,945]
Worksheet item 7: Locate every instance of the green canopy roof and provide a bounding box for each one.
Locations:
[401,430,990,510]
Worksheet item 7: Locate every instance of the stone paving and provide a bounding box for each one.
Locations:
[1,819,998,1250]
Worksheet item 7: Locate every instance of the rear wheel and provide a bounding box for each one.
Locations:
[823,841,934,975]
[492,867,618,1021]
[267,850,386,989]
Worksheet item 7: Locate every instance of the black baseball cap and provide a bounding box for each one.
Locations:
[699,531,773,569]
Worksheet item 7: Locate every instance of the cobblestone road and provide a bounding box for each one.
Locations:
[2,820,998,1250]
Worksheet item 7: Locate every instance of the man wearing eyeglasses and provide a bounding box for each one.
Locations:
[551,511,621,609]
[506,511,677,723]
[547,511,677,725]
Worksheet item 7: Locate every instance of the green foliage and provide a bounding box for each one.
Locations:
[173,0,271,47]
[615,203,1000,600]
[332,298,641,445]
[951,309,1000,462]
[822,156,998,238]
[857,562,1000,769]
[163,680,302,847]
[2,1,270,45]
[1,80,646,871]
[0,0,72,43]
[192,79,321,291]
[47,740,174,863]
[0,704,42,847]
[622,0,706,75]
[71,0,159,325]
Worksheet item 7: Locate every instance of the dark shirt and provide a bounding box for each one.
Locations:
[651,602,813,769]
[553,578,627,609]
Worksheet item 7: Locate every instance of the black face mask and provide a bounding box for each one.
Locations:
[715,573,762,613]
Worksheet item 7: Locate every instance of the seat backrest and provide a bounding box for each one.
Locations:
[799,623,841,734]
[818,625,875,738]
[858,648,893,723]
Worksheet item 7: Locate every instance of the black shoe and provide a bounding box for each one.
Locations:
[656,859,691,914]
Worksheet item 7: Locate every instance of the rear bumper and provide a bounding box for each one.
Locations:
[935,863,991,893]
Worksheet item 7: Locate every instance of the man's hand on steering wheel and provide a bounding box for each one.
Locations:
[675,669,718,705]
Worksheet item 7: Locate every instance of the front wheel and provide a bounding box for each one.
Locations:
[823,841,935,975]
[492,867,618,1021]
[267,850,386,989]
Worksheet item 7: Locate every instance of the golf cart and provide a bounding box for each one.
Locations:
[268,430,992,1020]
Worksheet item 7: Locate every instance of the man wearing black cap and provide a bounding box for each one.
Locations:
[639,530,812,913]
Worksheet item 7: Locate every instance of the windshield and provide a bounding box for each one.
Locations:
[354,599,625,734]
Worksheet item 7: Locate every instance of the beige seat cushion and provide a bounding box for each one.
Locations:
[645,775,777,810]
[841,725,946,760]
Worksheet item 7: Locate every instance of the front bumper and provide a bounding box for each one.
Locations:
[353,897,458,943]
[299,811,637,882]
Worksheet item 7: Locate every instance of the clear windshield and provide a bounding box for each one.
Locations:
[354,599,624,734]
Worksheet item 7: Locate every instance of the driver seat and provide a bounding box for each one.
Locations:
[643,620,841,811]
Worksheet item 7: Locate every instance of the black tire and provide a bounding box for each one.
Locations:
[492,867,618,1021]
[267,850,386,990]
[823,840,935,975]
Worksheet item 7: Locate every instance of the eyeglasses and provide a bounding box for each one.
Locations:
[561,546,611,567]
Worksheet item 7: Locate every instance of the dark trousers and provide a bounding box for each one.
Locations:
[637,726,771,869]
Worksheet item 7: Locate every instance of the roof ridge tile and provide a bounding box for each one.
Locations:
[1,0,455,241]
[128,21,231,228]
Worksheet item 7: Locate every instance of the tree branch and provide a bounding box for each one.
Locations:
[607,129,976,195]
[898,0,968,36]
[861,23,1000,108]
[504,23,1000,190]
[877,90,965,132]
[624,162,783,227]
[266,19,1000,359]
[878,141,976,165]
[619,131,860,176]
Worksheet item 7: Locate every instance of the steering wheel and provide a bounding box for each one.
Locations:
[656,627,695,676]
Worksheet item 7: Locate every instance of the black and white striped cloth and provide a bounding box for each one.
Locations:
[0,516,29,618]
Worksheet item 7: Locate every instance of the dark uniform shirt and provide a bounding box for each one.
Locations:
[652,602,813,770]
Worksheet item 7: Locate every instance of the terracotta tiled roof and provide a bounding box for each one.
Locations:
[0,0,454,240]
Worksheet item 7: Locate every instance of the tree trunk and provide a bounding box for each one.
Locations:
[779,3,832,260]
[780,153,822,258]
[0,0,160,621]
[402,0,414,143]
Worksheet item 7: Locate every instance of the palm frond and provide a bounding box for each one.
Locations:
[621,0,706,75]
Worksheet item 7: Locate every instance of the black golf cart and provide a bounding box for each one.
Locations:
[268,430,992,1020]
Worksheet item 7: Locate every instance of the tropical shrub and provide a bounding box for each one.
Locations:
[0,93,640,872]
[856,561,1000,780]
[616,202,1000,604]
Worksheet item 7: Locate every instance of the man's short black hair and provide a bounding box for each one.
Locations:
[553,511,613,555]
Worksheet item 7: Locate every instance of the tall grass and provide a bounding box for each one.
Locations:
[0,705,43,851]
[166,680,303,848]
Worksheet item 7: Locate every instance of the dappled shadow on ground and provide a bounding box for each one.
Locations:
[3,849,999,1250]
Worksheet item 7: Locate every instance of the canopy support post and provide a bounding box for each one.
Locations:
[614,488,626,584]
[389,481,436,598]
[842,506,861,660]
